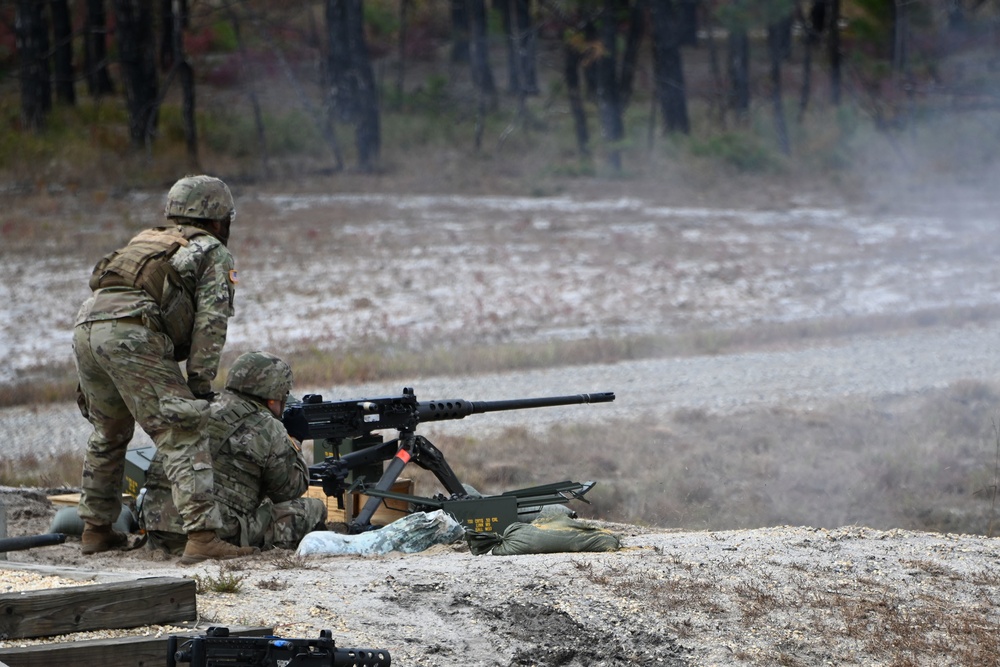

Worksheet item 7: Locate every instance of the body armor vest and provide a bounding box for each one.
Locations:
[89,225,208,359]
[206,396,272,516]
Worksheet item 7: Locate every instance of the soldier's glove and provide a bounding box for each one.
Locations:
[194,391,218,402]
[282,406,311,442]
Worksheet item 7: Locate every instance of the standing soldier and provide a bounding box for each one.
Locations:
[73,175,257,562]
[142,351,327,562]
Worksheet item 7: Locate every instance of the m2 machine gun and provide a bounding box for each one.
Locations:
[282,388,615,534]
[167,626,390,667]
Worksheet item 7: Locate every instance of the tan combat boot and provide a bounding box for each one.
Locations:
[80,521,128,555]
[179,530,259,565]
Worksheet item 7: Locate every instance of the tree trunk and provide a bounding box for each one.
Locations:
[395,0,410,105]
[179,61,197,165]
[513,0,538,95]
[564,33,590,159]
[704,5,725,126]
[15,0,50,131]
[468,0,497,111]
[172,0,197,166]
[51,0,75,106]
[326,0,381,171]
[114,0,159,148]
[498,0,520,93]
[619,0,647,109]
[892,0,909,74]
[767,20,790,155]
[727,29,750,122]
[596,0,624,173]
[679,0,699,46]
[85,0,114,96]
[159,0,191,72]
[828,0,841,105]
[583,19,598,100]
[794,1,811,121]
[947,0,965,31]
[775,14,793,61]
[650,0,690,135]
[159,0,174,70]
[450,0,470,64]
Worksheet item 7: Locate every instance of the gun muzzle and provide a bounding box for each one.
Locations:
[334,648,392,667]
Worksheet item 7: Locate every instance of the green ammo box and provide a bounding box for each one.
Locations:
[441,495,519,534]
[123,444,157,497]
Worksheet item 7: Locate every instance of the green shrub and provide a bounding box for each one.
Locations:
[689,131,780,173]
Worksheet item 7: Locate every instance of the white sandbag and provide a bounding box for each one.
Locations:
[296,510,464,556]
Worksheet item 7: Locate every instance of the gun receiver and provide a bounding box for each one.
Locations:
[167,626,391,667]
[286,388,615,534]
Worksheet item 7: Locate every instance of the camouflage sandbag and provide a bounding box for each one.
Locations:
[296,510,464,556]
[467,514,621,556]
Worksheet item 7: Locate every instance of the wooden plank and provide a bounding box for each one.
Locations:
[0,577,195,639]
[0,624,272,667]
[45,493,81,507]
[305,478,413,525]
[46,493,131,508]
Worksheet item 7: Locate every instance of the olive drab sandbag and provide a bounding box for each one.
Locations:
[88,225,206,359]
[466,514,622,556]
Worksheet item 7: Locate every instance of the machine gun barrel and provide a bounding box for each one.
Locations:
[418,392,616,422]
[286,390,615,442]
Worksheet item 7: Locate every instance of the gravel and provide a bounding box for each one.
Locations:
[3,513,1000,666]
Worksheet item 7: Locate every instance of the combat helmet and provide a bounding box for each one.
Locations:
[164,175,235,222]
[226,351,293,402]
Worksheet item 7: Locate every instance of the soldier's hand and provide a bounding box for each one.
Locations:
[282,406,310,442]
[194,391,218,402]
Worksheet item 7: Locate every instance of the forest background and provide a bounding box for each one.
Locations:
[4,0,998,192]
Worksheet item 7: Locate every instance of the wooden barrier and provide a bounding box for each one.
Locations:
[0,577,196,639]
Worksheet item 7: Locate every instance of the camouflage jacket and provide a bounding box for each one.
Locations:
[76,225,236,395]
[141,390,309,539]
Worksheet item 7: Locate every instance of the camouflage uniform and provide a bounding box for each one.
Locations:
[142,389,327,553]
[74,179,236,534]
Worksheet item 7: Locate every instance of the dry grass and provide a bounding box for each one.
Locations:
[0,451,84,489]
[192,562,249,594]
[6,378,1000,539]
[405,379,1000,536]
[5,303,1000,410]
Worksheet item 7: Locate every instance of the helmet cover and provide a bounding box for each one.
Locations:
[164,175,235,222]
[225,351,293,401]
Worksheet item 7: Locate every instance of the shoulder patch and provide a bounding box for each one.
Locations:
[228,269,239,285]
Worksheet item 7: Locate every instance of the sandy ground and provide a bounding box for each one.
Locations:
[2,487,1000,667]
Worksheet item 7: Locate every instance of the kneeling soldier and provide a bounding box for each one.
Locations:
[142,351,327,564]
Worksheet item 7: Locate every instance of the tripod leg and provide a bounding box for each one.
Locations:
[350,446,412,532]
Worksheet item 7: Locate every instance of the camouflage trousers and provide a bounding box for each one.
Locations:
[73,319,223,533]
[148,497,328,555]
